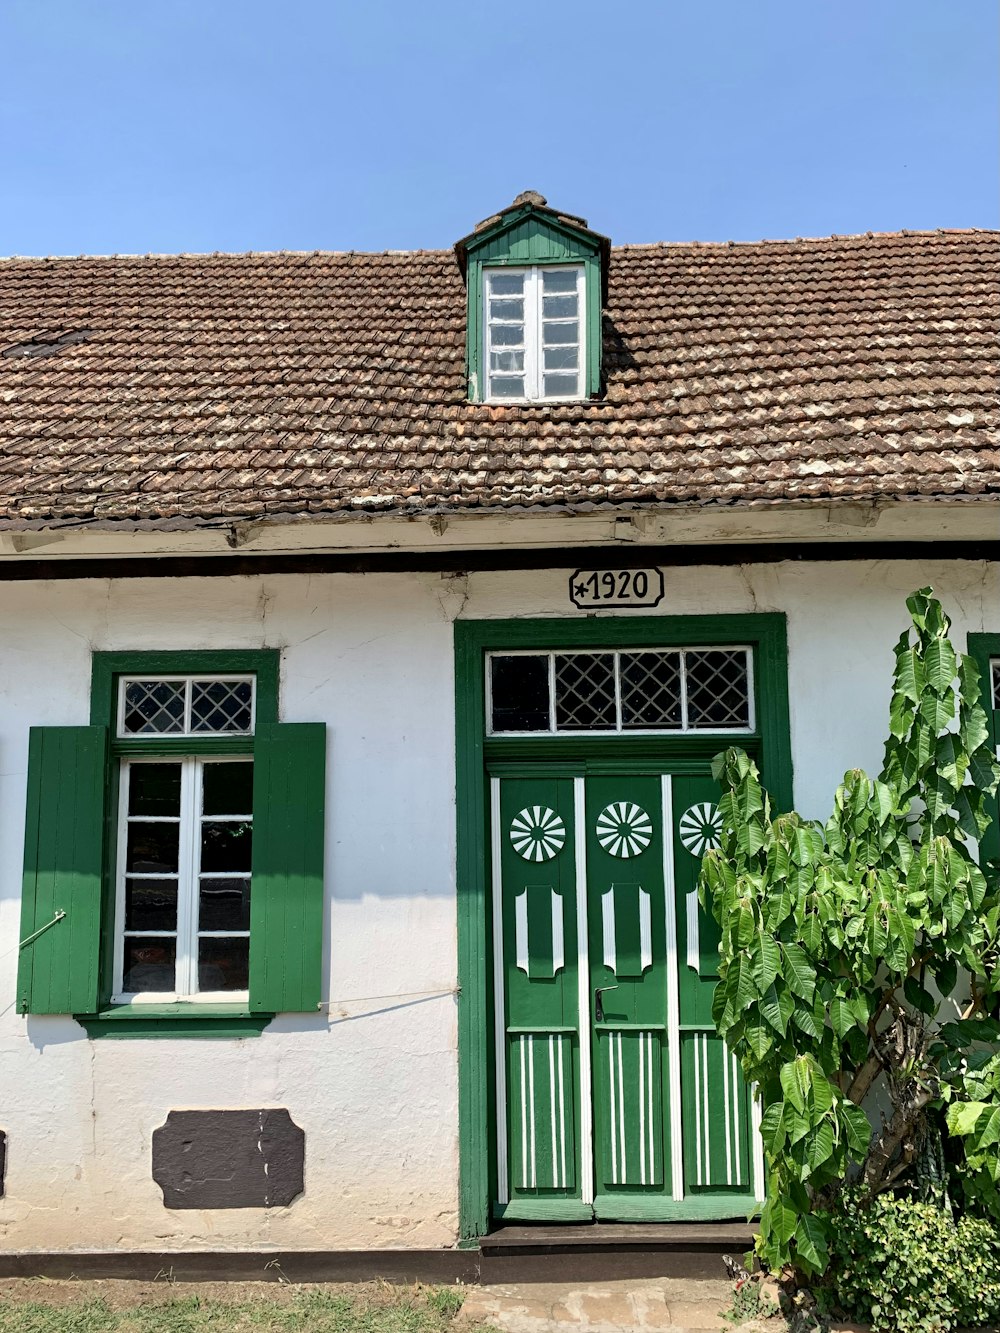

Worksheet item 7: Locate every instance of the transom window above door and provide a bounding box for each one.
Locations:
[484,265,585,401]
[487,648,754,735]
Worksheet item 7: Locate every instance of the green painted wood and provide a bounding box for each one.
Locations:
[679,1030,755,1196]
[90,649,279,730]
[672,772,756,1197]
[455,620,492,1240]
[592,1193,760,1222]
[586,774,672,1204]
[494,1197,595,1222]
[611,882,645,978]
[500,776,581,1204]
[461,209,604,400]
[18,726,108,1015]
[453,613,792,1238]
[80,1004,273,1039]
[248,722,326,1013]
[968,633,1000,864]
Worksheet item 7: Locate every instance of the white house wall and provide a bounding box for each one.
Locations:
[0,558,997,1252]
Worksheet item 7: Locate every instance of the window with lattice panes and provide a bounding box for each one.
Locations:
[487,648,754,735]
[484,265,585,401]
[114,675,257,1001]
[16,651,328,1026]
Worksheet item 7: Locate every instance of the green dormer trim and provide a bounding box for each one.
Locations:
[455,192,610,403]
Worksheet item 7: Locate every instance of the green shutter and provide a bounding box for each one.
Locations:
[249,722,327,1013]
[17,726,108,1015]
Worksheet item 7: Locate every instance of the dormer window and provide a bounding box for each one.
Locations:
[456,191,609,404]
[485,266,584,401]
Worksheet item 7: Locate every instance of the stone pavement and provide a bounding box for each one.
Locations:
[457,1277,734,1332]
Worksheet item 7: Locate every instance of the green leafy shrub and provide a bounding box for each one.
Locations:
[825,1192,1000,1333]
[699,590,1000,1279]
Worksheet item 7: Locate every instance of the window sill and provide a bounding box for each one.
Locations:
[76,1003,274,1040]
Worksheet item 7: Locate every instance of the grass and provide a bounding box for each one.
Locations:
[0,1280,475,1333]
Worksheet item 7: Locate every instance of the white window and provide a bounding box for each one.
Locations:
[114,756,253,1002]
[484,265,585,401]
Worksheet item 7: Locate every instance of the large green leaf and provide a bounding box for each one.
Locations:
[805,1118,835,1173]
[947,1100,989,1137]
[794,1214,830,1274]
[841,1101,871,1157]
[923,638,958,693]
[780,1058,812,1115]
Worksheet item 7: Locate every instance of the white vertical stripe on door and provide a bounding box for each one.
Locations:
[557,1035,568,1189]
[694,1032,703,1186]
[527,1034,537,1187]
[548,1035,558,1188]
[490,779,509,1203]
[608,1035,618,1184]
[616,1033,627,1184]
[514,891,529,975]
[732,1051,744,1187]
[701,1033,711,1181]
[751,1085,766,1200]
[660,776,686,1201]
[639,1026,647,1185]
[722,1038,733,1186]
[574,776,595,1206]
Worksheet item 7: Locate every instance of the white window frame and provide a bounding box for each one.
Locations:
[116,674,256,739]
[482,264,586,403]
[485,646,756,738]
[112,754,253,1004]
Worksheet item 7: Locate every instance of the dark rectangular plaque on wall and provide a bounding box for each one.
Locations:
[152,1109,304,1209]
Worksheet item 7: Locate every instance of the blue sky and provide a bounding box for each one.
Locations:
[1,1,996,256]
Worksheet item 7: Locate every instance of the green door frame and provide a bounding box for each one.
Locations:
[455,612,793,1241]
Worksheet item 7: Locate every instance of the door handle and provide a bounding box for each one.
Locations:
[594,985,618,1022]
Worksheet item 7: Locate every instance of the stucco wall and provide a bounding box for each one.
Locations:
[0,558,996,1252]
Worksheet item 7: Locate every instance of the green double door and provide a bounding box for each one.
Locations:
[492,768,762,1221]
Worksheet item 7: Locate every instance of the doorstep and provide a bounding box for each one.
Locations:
[479,1222,756,1283]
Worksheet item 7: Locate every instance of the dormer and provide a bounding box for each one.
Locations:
[455,191,610,404]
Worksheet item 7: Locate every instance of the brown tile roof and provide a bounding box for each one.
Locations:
[0,229,997,530]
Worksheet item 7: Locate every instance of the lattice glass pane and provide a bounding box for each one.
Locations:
[620,651,683,729]
[122,680,185,734]
[490,655,550,732]
[685,650,751,728]
[992,661,1000,709]
[191,679,253,733]
[554,653,616,730]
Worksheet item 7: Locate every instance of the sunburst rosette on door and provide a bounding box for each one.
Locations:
[595,801,653,859]
[509,805,567,862]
